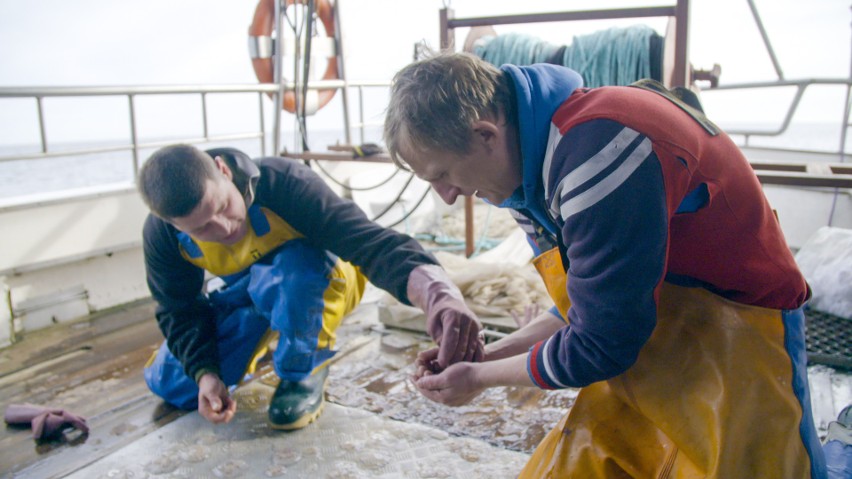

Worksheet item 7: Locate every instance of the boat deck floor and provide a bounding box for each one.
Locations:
[1,288,850,478]
[0,288,574,478]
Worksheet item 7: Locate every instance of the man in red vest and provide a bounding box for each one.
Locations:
[385,52,826,478]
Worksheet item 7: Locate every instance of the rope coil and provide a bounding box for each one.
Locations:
[473,25,663,88]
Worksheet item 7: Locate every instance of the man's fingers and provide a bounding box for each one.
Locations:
[204,405,235,424]
[220,399,236,423]
[208,413,228,424]
[416,387,444,404]
[415,372,445,391]
[464,337,484,363]
[198,388,237,424]
[450,320,472,364]
[462,327,483,362]
[473,341,485,362]
[199,402,223,423]
[223,397,236,414]
[412,368,433,382]
[437,321,461,367]
[415,375,451,403]
[415,376,470,407]
[416,347,439,365]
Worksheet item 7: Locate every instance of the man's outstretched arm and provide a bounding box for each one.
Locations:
[407,264,484,369]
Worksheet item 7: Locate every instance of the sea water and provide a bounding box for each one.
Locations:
[0,122,846,201]
[0,128,377,200]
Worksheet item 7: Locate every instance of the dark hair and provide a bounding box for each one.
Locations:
[137,144,219,218]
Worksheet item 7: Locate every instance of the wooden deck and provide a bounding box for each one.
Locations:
[2,290,849,478]
[0,292,575,478]
[0,299,182,478]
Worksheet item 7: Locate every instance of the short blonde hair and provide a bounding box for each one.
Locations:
[383,52,515,169]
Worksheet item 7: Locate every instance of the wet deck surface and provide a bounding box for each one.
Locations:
[2,289,850,478]
[0,300,182,478]
[0,291,575,478]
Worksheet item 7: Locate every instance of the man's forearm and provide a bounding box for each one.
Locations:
[473,354,534,388]
[485,310,565,361]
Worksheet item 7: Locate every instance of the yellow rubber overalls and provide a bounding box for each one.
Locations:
[522,247,825,478]
[145,204,366,409]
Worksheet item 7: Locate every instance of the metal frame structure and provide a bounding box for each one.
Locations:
[440,2,692,87]
[437,0,852,255]
[439,1,692,256]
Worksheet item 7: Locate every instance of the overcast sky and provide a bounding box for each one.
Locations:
[0,0,849,149]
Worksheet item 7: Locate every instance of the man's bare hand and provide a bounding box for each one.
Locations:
[197,373,236,424]
[510,303,541,328]
[412,347,443,382]
[414,361,484,407]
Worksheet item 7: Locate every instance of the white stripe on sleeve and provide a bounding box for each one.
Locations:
[548,127,642,216]
[559,137,652,221]
[541,336,569,388]
[541,124,564,201]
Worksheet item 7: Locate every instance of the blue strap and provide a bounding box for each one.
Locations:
[176,232,203,258]
[248,204,270,236]
[676,183,709,214]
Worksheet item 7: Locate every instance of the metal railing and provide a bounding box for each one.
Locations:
[0,79,390,204]
[0,84,275,173]
[711,79,852,147]
[705,0,851,163]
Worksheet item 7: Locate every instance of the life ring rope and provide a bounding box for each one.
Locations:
[248,0,340,115]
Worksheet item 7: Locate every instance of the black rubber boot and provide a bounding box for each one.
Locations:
[268,367,329,430]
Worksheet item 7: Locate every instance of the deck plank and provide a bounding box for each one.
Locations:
[0,300,177,478]
[2,295,849,477]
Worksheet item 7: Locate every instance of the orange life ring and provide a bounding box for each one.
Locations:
[248,0,339,115]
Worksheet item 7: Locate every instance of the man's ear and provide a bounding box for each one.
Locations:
[214,156,233,180]
[471,120,500,148]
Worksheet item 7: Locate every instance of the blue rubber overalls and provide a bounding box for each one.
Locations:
[144,204,365,409]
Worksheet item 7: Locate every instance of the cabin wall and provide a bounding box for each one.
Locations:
[763,186,852,250]
[0,187,150,346]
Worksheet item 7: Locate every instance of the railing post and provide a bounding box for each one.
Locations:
[440,7,455,51]
[272,0,285,156]
[128,94,139,178]
[36,97,47,154]
[259,92,267,156]
[746,0,784,81]
[440,6,474,257]
[671,0,690,88]
[358,85,365,145]
[333,0,352,146]
[201,92,209,140]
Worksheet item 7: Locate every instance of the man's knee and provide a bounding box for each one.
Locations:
[143,344,199,410]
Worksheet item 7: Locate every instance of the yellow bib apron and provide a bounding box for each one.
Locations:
[523,247,823,478]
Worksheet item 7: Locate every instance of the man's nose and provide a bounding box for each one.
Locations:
[210,216,232,236]
[430,181,459,205]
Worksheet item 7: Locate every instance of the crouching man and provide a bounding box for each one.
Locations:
[138,144,482,429]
